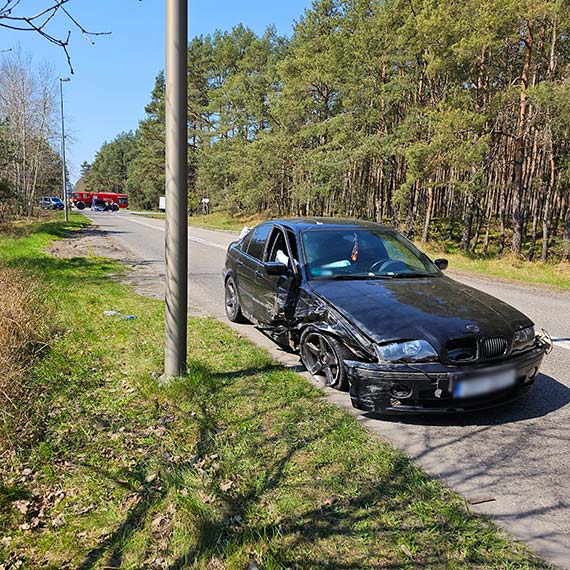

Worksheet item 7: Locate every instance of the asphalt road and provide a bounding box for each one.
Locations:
[86,210,570,568]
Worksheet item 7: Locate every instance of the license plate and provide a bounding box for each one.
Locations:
[453,369,516,399]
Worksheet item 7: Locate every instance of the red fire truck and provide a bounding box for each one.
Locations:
[71,192,129,211]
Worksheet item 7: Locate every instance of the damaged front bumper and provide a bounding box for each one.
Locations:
[345,344,547,414]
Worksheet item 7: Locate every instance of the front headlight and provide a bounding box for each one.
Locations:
[375,340,438,363]
[512,326,535,352]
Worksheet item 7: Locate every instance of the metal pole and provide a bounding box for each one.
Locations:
[164,0,188,377]
[59,78,70,222]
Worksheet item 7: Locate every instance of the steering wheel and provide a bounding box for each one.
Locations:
[369,259,408,273]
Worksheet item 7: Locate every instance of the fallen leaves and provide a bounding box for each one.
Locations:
[145,473,158,485]
[12,500,31,515]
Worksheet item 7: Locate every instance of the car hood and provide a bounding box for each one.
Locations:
[307,276,533,348]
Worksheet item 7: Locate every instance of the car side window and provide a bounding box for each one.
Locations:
[246,224,272,260]
[266,228,289,264]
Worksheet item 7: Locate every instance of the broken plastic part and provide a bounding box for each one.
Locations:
[537,329,553,354]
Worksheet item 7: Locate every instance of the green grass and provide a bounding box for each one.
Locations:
[0,215,552,569]
[422,218,570,289]
[425,246,570,289]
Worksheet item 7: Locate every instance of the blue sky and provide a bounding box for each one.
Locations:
[1,0,312,181]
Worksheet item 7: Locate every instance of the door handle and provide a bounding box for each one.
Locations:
[255,269,263,278]
[236,259,244,266]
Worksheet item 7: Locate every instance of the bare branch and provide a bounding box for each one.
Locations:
[0,0,111,73]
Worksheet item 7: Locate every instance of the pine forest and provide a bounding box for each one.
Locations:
[79,0,570,261]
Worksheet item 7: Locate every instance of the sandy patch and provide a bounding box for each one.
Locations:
[46,225,210,317]
[47,226,164,301]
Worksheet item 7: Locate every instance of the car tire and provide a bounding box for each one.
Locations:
[112,204,119,212]
[76,201,85,210]
[225,276,247,323]
[300,329,350,391]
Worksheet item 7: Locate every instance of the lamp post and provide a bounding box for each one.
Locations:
[59,77,70,222]
[164,0,188,378]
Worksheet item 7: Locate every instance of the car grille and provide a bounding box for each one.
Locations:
[479,336,508,359]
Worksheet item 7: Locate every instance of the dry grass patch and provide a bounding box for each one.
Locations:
[0,268,54,456]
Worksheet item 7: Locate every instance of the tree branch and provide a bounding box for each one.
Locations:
[0,0,111,74]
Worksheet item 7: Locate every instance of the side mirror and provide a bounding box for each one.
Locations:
[434,258,448,271]
[264,261,289,276]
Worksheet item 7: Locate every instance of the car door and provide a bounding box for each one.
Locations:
[235,223,272,319]
[254,226,299,325]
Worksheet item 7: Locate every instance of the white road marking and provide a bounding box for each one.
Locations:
[118,215,227,251]
[187,235,227,251]
[552,339,570,351]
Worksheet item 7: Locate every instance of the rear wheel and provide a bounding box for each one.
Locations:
[112,204,119,212]
[300,329,351,391]
[75,201,85,210]
[225,276,246,323]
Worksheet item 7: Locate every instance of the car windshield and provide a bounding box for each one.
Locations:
[301,228,440,280]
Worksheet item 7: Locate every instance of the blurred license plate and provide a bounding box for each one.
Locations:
[453,369,516,399]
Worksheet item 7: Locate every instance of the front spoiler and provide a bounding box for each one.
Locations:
[345,345,546,415]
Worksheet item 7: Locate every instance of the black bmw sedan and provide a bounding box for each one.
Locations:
[223,218,551,415]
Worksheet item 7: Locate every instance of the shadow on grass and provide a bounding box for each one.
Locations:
[70,359,526,570]
[0,217,89,241]
[0,483,31,510]
[77,459,169,570]
[4,253,119,285]
[0,217,119,285]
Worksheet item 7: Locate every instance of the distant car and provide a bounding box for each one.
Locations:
[40,196,64,210]
[223,218,552,415]
[91,196,119,212]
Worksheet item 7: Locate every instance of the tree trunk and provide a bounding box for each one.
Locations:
[460,194,475,252]
[421,186,434,242]
[563,202,570,262]
[511,20,534,255]
[471,205,482,253]
[482,214,491,255]
[527,193,539,261]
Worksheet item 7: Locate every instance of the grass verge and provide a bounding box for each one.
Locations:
[423,246,570,290]
[0,215,551,569]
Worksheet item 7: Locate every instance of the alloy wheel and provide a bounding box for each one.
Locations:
[301,331,341,387]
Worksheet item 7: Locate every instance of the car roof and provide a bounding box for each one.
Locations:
[267,217,390,233]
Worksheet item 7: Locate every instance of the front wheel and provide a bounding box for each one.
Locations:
[112,204,119,212]
[300,329,351,391]
[75,201,85,210]
[225,277,246,323]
